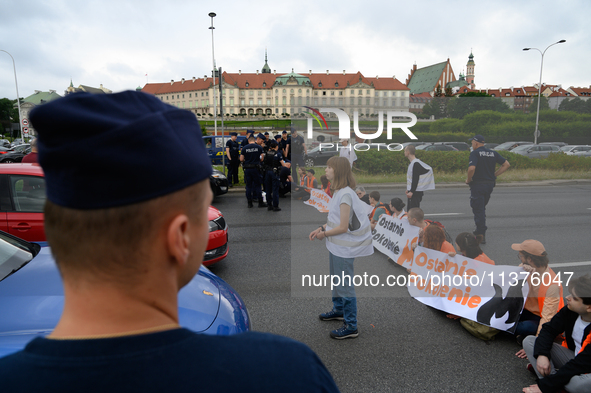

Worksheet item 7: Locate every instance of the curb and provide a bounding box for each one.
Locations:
[225,179,591,193]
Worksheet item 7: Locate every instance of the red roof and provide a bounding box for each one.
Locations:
[569,86,591,96]
[365,77,409,91]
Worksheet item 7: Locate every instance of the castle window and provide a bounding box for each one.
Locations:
[245,82,249,87]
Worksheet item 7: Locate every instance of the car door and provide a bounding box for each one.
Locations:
[5,174,46,242]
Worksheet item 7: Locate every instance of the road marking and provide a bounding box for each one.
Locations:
[424,213,463,216]
[549,261,591,268]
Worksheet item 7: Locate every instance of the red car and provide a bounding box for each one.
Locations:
[0,164,228,265]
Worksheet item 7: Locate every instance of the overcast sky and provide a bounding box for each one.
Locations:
[1,0,589,100]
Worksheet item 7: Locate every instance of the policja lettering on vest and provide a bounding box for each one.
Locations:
[240,135,265,208]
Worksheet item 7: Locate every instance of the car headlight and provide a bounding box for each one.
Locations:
[209,221,221,232]
[211,172,227,180]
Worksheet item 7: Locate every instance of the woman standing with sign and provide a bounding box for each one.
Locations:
[309,157,374,339]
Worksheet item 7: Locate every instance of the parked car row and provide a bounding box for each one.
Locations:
[0,144,31,163]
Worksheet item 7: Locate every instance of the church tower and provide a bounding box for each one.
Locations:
[261,49,271,74]
[466,51,475,89]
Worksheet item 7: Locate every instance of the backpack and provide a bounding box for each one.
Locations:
[460,318,500,341]
[424,219,453,244]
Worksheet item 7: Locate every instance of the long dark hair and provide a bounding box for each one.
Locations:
[455,232,484,259]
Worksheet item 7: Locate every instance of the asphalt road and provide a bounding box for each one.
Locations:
[209,183,591,393]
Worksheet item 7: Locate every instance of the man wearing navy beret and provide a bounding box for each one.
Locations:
[225,132,240,187]
[0,91,340,393]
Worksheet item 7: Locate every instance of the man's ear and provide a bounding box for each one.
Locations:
[166,214,190,267]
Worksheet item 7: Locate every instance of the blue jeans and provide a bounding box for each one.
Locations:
[469,182,495,235]
[515,309,541,336]
[329,252,357,330]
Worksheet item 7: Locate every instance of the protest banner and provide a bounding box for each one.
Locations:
[371,215,419,267]
[304,189,331,213]
[407,247,529,333]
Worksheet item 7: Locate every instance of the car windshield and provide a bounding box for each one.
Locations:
[0,233,35,281]
[512,145,533,152]
[560,146,573,152]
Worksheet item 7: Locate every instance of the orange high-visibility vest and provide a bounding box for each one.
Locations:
[537,268,565,317]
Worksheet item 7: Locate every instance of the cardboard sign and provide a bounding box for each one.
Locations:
[304,189,331,213]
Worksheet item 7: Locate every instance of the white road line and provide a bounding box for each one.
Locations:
[549,261,591,268]
[424,213,463,216]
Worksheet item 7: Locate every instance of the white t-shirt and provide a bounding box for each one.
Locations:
[325,187,374,258]
[573,316,591,354]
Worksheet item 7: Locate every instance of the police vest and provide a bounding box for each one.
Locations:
[264,150,281,170]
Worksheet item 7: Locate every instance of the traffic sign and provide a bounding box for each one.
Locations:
[23,127,29,135]
[22,118,29,126]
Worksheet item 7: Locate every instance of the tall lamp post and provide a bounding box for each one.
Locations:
[0,50,23,142]
[523,39,565,145]
[209,12,218,137]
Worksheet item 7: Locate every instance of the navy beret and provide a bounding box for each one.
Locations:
[274,135,281,140]
[268,140,278,148]
[264,132,269,135]
[30,91,212,209]
[282,130,287,134]
[256,133,266,140]
[230,132,238,136]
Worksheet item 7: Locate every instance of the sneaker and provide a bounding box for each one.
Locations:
[330,324,359,340]
[319,310,344,321]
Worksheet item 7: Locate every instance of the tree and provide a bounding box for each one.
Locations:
[528,95,550,112]
[447,92,510,119]
[558,97,589,114]
[0,98,19,133]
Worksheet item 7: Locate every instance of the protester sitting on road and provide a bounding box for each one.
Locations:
[389,197,407,220]
[520,274,591,393]
[291,167,308,199]
[423,225,455,254]
[408,207,429,247]
[368,191,388,230]
[512,240,563,339]
[450,232,494,264]
[279,160,292,198]
[355,186,370,204]
[320,175,332,197]
[446,232,494,321]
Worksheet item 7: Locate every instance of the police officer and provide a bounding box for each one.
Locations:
[241,130,254,149]
[225,132,240,187]
[280,130,288,157]
[256,133,268,193]
[264,140,285,211]
[240,134,265,208]
[466,134,511,244]
[288,127,307,186]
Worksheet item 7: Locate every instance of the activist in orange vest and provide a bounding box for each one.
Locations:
[368,191,392,231]
[452,232,494,264]
[304,169,319,194]
[520,274,591,393]
[389,197,407,220]
[422,225,455,254]
[320,175,332,197]
[512,239,563,337]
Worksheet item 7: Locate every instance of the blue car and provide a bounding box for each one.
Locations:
[0,231,250,358]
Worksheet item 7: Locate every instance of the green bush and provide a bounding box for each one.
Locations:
[355,150,591,174]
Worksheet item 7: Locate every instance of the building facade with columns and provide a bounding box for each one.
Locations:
[142,60,410,118]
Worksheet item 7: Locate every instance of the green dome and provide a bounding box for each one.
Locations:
[273,69,312,86]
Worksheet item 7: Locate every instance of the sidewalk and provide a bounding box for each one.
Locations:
[226,179,591,193]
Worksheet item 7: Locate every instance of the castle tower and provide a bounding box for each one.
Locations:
[466,50,475,89]
[261,49,271,74]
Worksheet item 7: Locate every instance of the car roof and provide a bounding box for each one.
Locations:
[0,163,44,176]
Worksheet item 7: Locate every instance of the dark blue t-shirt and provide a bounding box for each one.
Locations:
[0,328,340,393]
[468,146,506,183]
[241,143,263,166]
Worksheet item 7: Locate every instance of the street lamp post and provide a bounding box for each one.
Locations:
[523,39,565,145]
[209,12,218,137]
[0,50,23,142]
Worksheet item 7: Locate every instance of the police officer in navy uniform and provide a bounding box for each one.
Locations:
[288,127,307,186]
[264,140,285,211]
[466,134,511,244]
[225,132,240,187]
[241,130,254,149]
[240,134,265,208]
[255,133,268,193]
